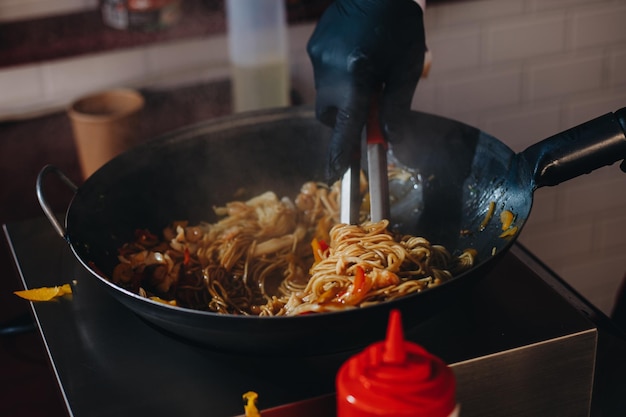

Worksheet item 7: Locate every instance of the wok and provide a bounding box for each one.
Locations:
[37,106,626,355]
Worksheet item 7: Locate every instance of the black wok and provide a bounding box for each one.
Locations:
[37,106,626,355]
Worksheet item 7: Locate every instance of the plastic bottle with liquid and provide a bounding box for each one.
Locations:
[336,309,460,417]
[225,0,290,112]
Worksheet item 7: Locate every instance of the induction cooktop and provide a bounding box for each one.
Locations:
[5,217,626,417]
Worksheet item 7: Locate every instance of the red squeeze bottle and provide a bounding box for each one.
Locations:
[336,310,459,417]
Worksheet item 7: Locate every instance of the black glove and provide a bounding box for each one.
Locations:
[307,0,426,183]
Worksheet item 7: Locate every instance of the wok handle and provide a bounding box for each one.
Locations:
[521,107,626,189]
[36,165,78,241]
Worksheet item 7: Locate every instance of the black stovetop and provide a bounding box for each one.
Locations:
[5,216,625,417]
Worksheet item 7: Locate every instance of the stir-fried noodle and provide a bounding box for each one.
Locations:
[112,178,476,316]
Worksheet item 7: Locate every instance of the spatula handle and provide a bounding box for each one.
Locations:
[366,96,390,222]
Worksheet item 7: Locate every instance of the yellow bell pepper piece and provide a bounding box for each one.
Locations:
[243,391,261,417]
[480,201,495,231]
[500,210,515,231]
[499,226,518,238]
[14,284,72,301]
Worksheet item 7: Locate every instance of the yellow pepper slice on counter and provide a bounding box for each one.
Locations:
[243,391,261,417]
[14,284,72,301]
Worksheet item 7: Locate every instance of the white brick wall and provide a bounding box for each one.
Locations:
[0,35,234,118]
[0,0,624,314]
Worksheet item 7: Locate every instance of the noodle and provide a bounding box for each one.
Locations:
[282,220,471,315]
[111,178,476,316]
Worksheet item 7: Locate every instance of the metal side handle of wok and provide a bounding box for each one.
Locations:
[36,164,78,241]
[521,107,626,189]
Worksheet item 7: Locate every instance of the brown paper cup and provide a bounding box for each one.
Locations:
[68,88,145,179]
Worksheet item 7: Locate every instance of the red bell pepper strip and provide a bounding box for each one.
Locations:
[354,265,366,293]
[183,247,191,266]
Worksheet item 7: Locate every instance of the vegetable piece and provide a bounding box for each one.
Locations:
[183,247,191,266]
[480,201,495,231]
[337,265,372,305]
[499,226,518,238]
[134,228,159,246]
[353,265,366,293]
[112,263,134,283]
[149,296,177,306]
[14,284,72,301]
[500,210,514,231]
[242,391,261,417]
[311,238,329,264]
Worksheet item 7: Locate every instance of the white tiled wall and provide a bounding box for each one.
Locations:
[0,35,233,118]
[1,0,625,314]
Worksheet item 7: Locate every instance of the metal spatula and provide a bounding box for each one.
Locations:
[340,96,390,224]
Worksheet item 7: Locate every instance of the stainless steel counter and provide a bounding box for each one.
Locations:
[5,216,626,417]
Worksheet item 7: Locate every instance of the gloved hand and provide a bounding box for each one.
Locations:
[307,0,426,183]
